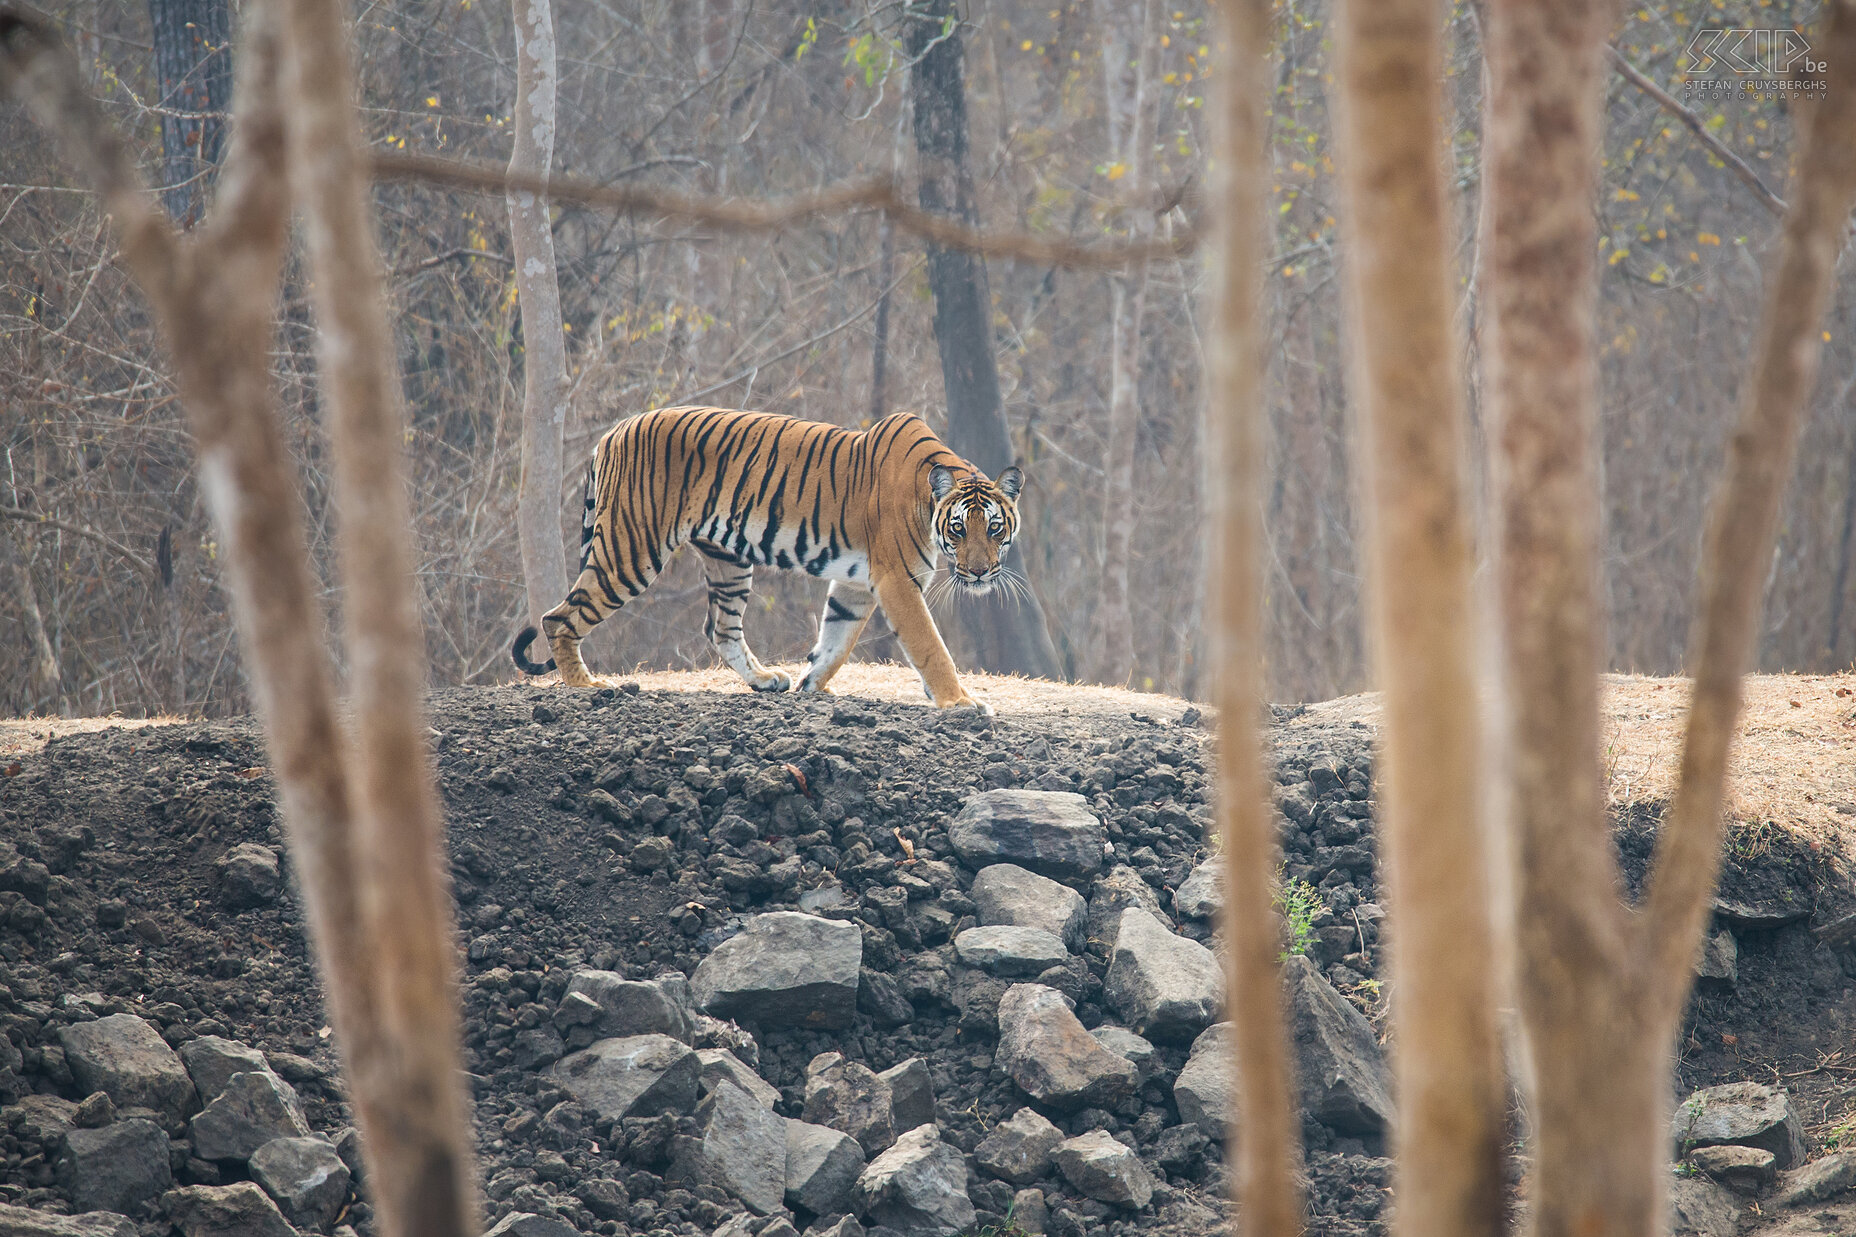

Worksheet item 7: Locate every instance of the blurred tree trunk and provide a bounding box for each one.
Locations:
[1089,0,1155,683]
[1206,1,1304,1233]
[906,0,1062,681]
[1482,2,1856,1234]
[147,0,231,228]
[508,0,570,633]
[1332,1,1505,1234]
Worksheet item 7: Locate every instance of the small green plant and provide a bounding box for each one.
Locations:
[1823,1114,1856,1151]
[1276,875,1323,960]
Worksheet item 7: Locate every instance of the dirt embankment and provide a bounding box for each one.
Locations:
[0,667,1852,1237]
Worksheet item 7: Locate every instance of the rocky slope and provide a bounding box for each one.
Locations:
[0,670,1851,1237]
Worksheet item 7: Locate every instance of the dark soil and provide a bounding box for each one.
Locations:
[1,679,1852,1237]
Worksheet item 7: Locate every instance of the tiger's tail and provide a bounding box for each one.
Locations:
[511,626,555,675]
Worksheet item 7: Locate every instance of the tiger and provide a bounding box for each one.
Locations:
[510,405,1025,712]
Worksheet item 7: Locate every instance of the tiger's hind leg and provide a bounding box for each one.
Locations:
[797,581,875,693]
[542,543,666,687]
[695,542,793,692]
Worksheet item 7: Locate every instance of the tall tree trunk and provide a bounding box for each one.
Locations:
[1207,1,1304,1233]
[906,0,1062,681]
[1332,1,1506,1234]
[1089,0,1155,684]
[146,0,231,228]
[508,0,570,633]
[870,219,893,421]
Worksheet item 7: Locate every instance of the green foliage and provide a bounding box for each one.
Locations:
[1276,876,1323,961]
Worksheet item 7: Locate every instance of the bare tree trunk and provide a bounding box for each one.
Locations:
[1090,0,1155,683]
[906,0,1063,681]
[10,542,63,713]
[508,0,570,633]
[1206,2,1303,1233]
[146,0,231,228]
[1,9,481,1237]
[870,219,893,421]
[1332,1,1506,1233]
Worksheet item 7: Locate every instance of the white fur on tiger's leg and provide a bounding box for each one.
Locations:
[798,582,875,692]
[700,555,793,692]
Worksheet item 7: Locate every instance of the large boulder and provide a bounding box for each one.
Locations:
[878,1059,935,1133]
[694,1079,787,1215]
[1172,862,1223,921]
[482,1215,579,1237]
[994,984,1137,1110]
[973,1108,1064,1186]
[1774,1152,1856,1208]
[801,1053,895,1157]
[179,1038,270,1108]
[1089,1027,1157,1081]
[555,971,693,1047]
[852,1125,976,1237]
[691,912,862,1029]
[548,1034,699,1123]
[1103,908,1222,1042]
[1672,1082,1809,1170]
[162,1184,295,1237]
[969,865,1088,949]
[57,1015,195,1125]
[189,1071,311,1163]
[1173,1023,1235,1139]
[218,844,281,909]
[1051,1131,1154,1210]
[1086,866,1167,950]
[1668,1177,1744,1237]
[948,792,1107,882]
[0,1205,137,1237]
[953,926,1070,978]
[783,1117,865,1217]
[56,1118,173,1214]
[1284,955,1395,1136]
[249,1136,350,1231]
[695,1048,779,1111]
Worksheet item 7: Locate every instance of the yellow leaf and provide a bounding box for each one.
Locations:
[1608,248,1629,265]
[1698,232,1721,245]
[1614,188,1640,201]
[426,95,440,108]
[1105,162,1128,181]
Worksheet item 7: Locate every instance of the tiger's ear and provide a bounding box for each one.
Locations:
[930,465,957,501]
[997,466,1024,499]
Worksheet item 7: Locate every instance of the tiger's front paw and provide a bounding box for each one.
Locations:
[937,694,993,717]
[795,676,836,695]
[750,669,795,692]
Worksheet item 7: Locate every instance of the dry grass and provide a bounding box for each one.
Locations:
[0,713,182,761]
[1289,671,1856,842]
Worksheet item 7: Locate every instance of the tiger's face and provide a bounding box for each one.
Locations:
[929,464,1023,595]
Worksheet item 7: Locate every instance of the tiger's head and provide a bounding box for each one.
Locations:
[929,463,1023,595]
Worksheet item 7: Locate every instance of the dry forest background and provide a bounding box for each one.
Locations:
[2,0,1851,717]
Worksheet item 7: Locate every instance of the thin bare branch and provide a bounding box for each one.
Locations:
[1607,46,1788,218]
[368,150,1197,271]
[0,503,157,578]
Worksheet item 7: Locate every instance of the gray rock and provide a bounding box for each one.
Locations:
[691,912,862,1029]
[57,1117,172,1214]
[696,1079,787,1215]
[1010,1189,1048,1235]
[1673,1081,1809,1169]
[0,1204,137,1237]
[1051,1130,1154,1210]
[1284,955,1395,1135]
[1696,929,1737,987]
[969,865,1087,949]
[218,844,281,908]
[994,984,1137,1110]
[1685,1145,1776,1195]
[852,1125,976,1237]
[180,1039,271,1107]
[548,1034,699,1123]
[1711,895,1811,930]
[973,1108,1063,1186]
[1086,866,1167,950]
[189,1072,311,1163]
[804,1217,865,1237]
[1668,1176,1744,1237]
[557,971,693,1045]
[802,1053,895,1156]
[1172,862,1223,921]
[1774,1151,1856,1208]
[877,1058,934,1133]
[57,1015,195,1124]
[510,1027,566,1071]
[783,1117,865,1217]
[947,791,1107,882]
[481,1214,580,1237]
[953,926,1070,978]
[1103,908,1222,1042]
[1088,1027,1157,1081]
[249,1137,350,1231]
[1173,1023,1235,1139]
[696,1048,780,1110]
[162,1183,296,1237]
